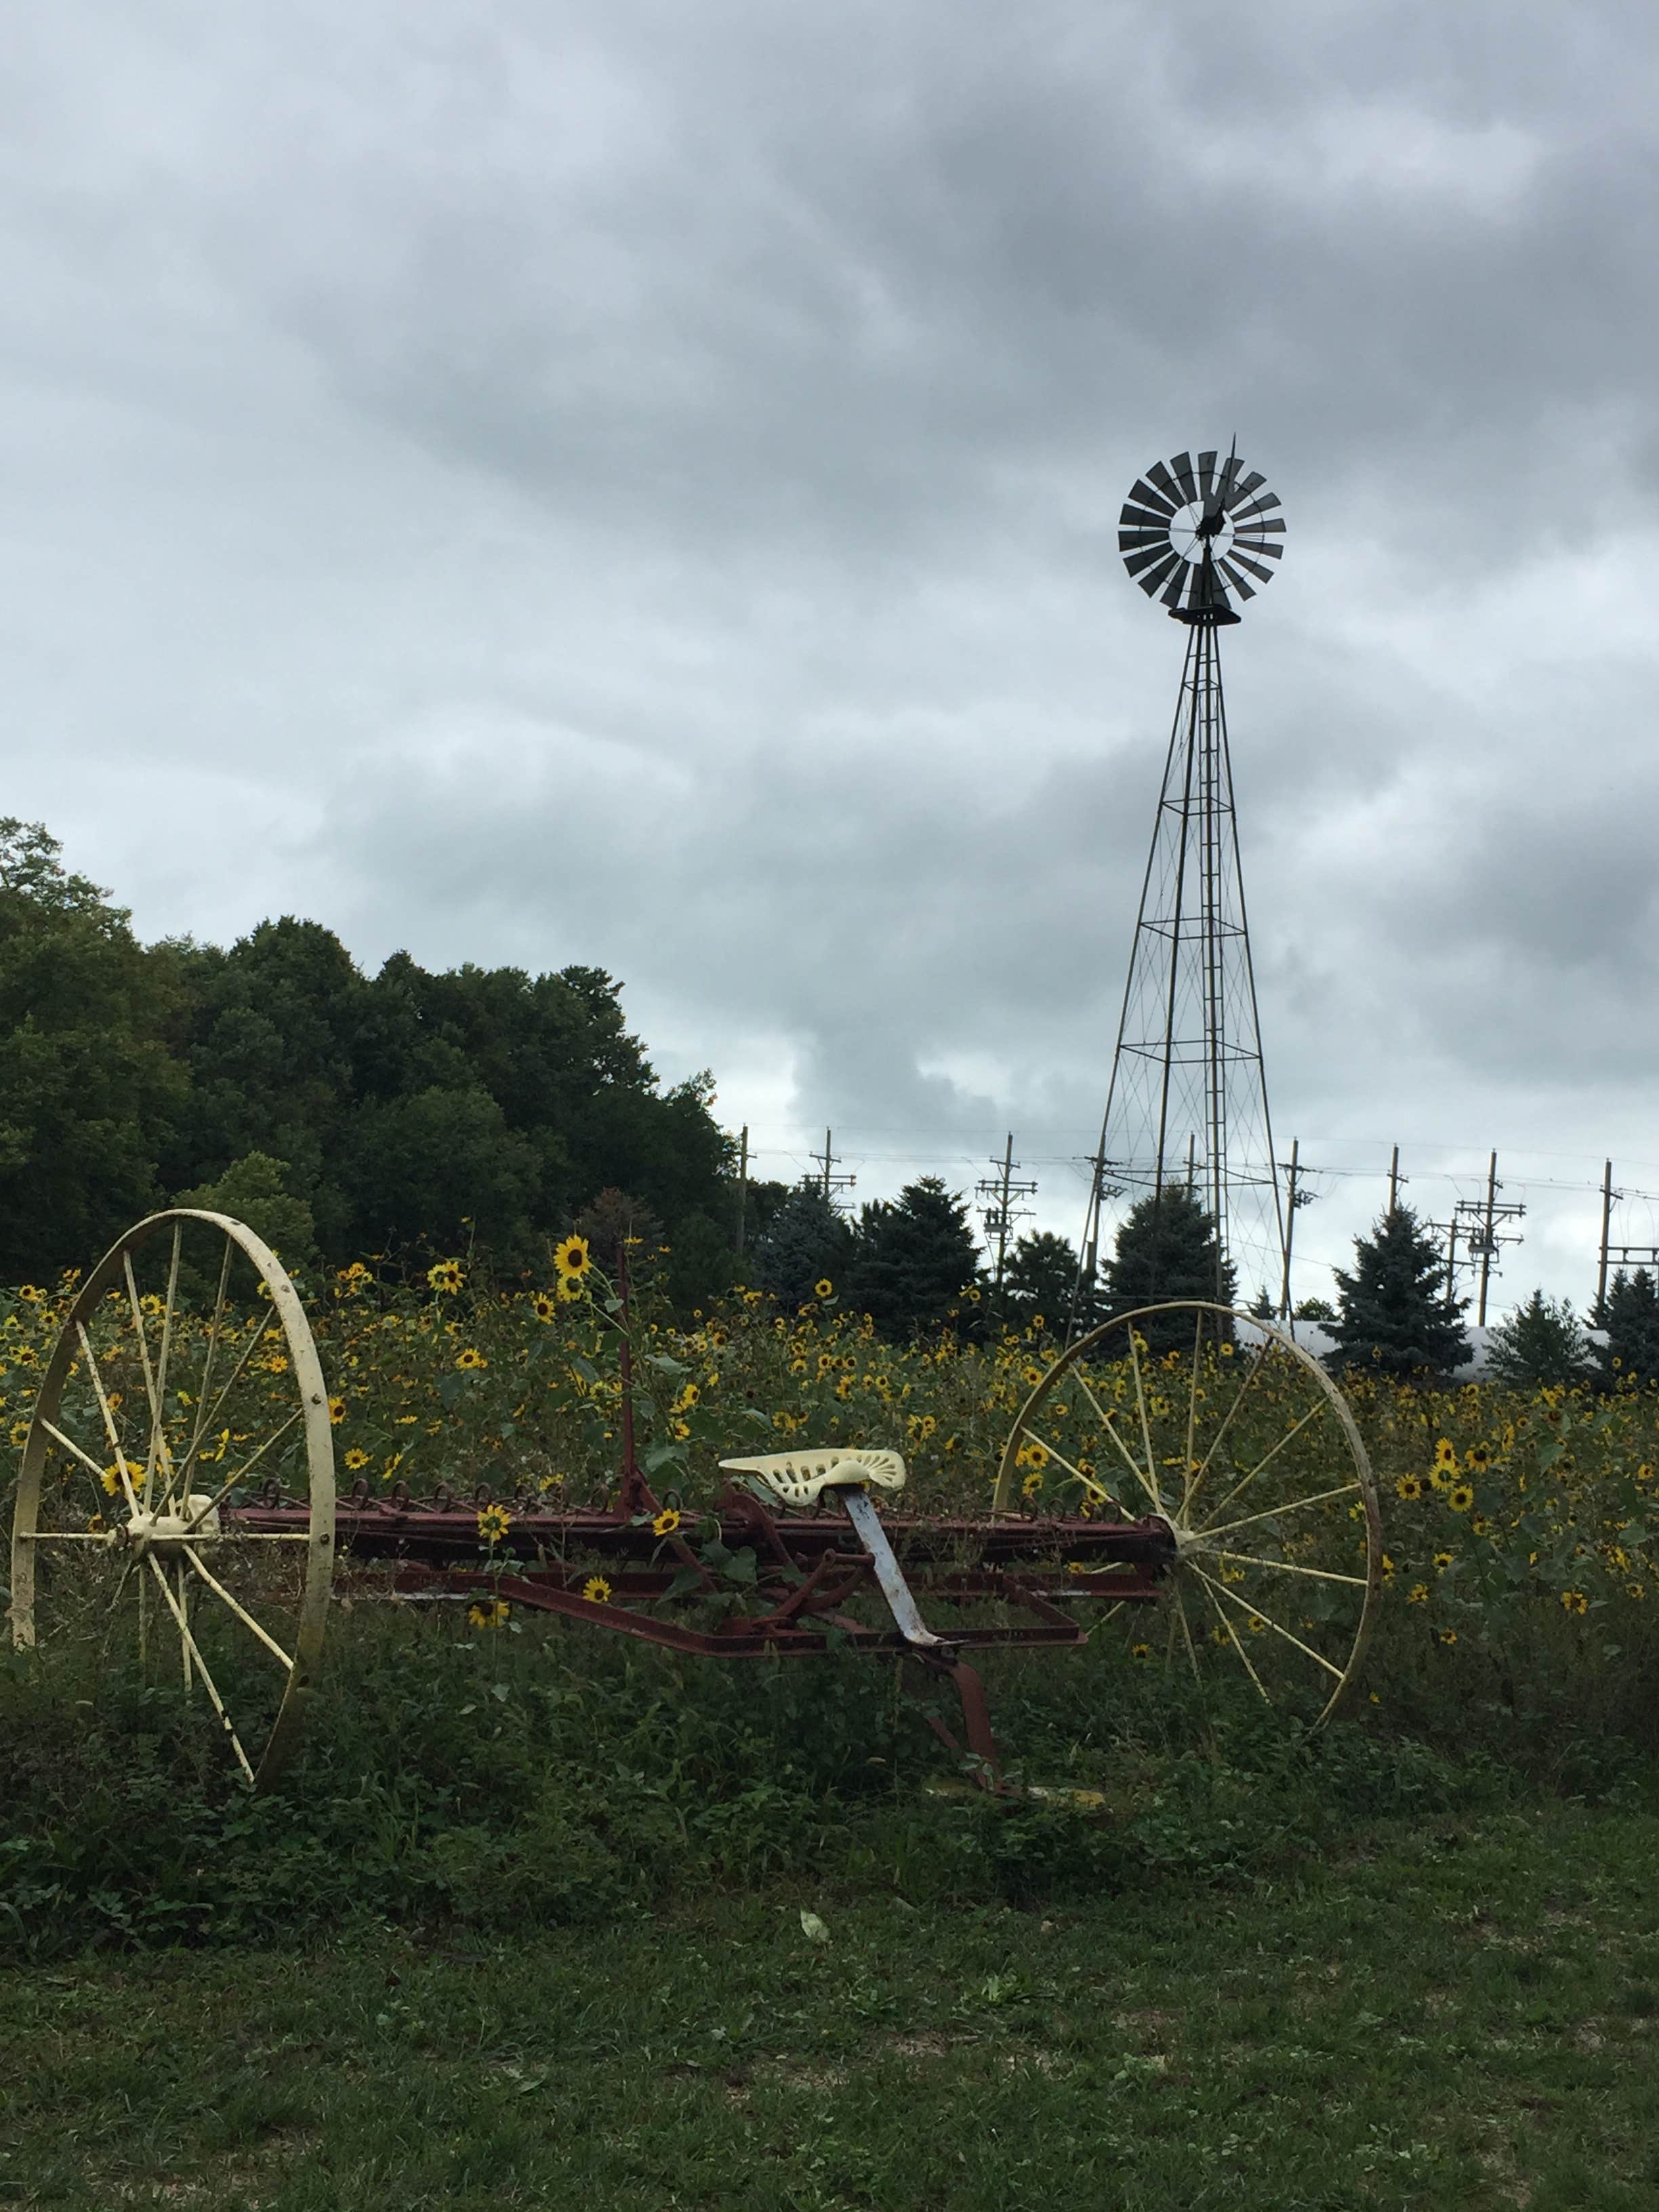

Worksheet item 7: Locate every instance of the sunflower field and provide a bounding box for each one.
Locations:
[5,1249,1659,1748]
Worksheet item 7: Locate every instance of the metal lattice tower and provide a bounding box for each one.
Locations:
[1073,443,1288,1325]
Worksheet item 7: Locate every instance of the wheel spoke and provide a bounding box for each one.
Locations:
[173,1311,283,1494]
[1179,1310,1204,1519]
[122,1254,171,1507]
[1187,1562,1343,1679]
[147,1227,184,1509]
[1197,1574,1273,1704]
[1213,1548,1368,1587]
[1197,1398,1330,1530]
[182,1544,295,1671]
[1200,1480,1359,1547]
[1024,1429,1105,1499]
[180,1235,235,1481]
[1126,1330,1162,1508]
[1071,1372,1160,1512]
[1181,1339,1271,1511]
[68,1336,140,1517]
[145,1556,255,1784]
[180,1408,303,1531]
[1081,1598,1126,1643]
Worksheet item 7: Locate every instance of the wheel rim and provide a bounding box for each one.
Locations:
[994,1301,1381,1726]
[9,1211,335,1788]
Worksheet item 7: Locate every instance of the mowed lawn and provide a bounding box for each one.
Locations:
[2,1795,1656,2211]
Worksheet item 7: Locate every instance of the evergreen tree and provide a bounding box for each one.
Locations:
[1597,1268,1659,1387]
[1248,1285,1275,1320]
[845,1177,984,1338]
[1101,1187,1236,1351]
[1293,1296,1338,1323]
[1328,1206,1469,1380]
[1000,1231,1093,1338]
[752,1186,853,1313]
[1486,1290,1593,1388]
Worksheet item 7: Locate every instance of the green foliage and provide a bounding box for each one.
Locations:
[0,821,185,1278]
[1328,1205,1470,1380]
[1486,1289,1594,1388]
[1101,1187,1235,1349]
[0,822,737,1303]
[752,1185,853,1311]
[1000,1231,1089,1338]
[845,1177,984,1338]
[172,1151,319,1272]
[1599,1268,1659,1387]
[1294,1295,1338,1322]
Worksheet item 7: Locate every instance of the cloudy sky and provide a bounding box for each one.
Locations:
[6,0,1659,1313]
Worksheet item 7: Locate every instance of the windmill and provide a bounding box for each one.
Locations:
[1072,443,1288,1329]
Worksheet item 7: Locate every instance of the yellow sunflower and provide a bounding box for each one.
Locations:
[652,1507,682,1537]
[467,1599,510,1630]
[554,1235,592,1283]
[530,1292,558,1323]
[1395,1473,1424,1501]
[1559,1589,1588,1616]
[455,1347,487,1371]
[476,1503,512,1544]
[1447,1483,1475,1513]
[427,1259,464,1294]
[581,1575,612,1604]
[814,1279,834,1300]
[344,1447,371,1472]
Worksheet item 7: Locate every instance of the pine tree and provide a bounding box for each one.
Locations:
[1100,1187,1237,1353]
[1486,1290,1593,1387]
[1328,1206,1469,1380]
[1597,1268,1659,1387]
[752,1185,853,1313]
[845,1177,983,1338]
[1002,1230,1094,1339]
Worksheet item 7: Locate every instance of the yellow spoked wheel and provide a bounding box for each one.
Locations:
[994,1301,1382,1726]
[9,1211,335,1789]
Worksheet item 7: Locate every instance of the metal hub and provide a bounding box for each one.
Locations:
[122,1498,220,1560]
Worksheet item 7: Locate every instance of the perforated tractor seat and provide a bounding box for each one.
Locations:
[717,1447,906,1510]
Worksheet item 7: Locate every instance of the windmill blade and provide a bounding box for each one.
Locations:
[1226,551,1276,584]
[1225,470,1265,507]
[1234,514,1286,537]
[1120,502,1179,532]
[1136,550,1183,596]
[1217,451,1244,504]
[1196,451,1218,500]
[1124,544,1174,579]
[1168,453,1200,505]
[1119,530,1169,554]
[1160,558,1193,608]
[1230,492,1282,525]
[1218,558,1257,600]
[1231,536,1284,562]
[1128,477,1178,517]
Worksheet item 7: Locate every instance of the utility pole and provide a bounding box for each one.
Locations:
[975,1134,1038,1294]
[734,1125,749,1255]
[1597,1160,1620,1313]
[1387,1145,1405,1216]
[808,1128,857,1210]
[1277,1137,1316,1319]
[1452,1149,1525,1328]
[1597,1153,1659,1298]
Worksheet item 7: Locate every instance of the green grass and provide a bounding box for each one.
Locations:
[3,1793,1658,2209]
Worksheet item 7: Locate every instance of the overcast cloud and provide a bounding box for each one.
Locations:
[5,0,1659,1311]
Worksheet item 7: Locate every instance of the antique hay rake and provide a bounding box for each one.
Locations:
[9,1212,1383,1791]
